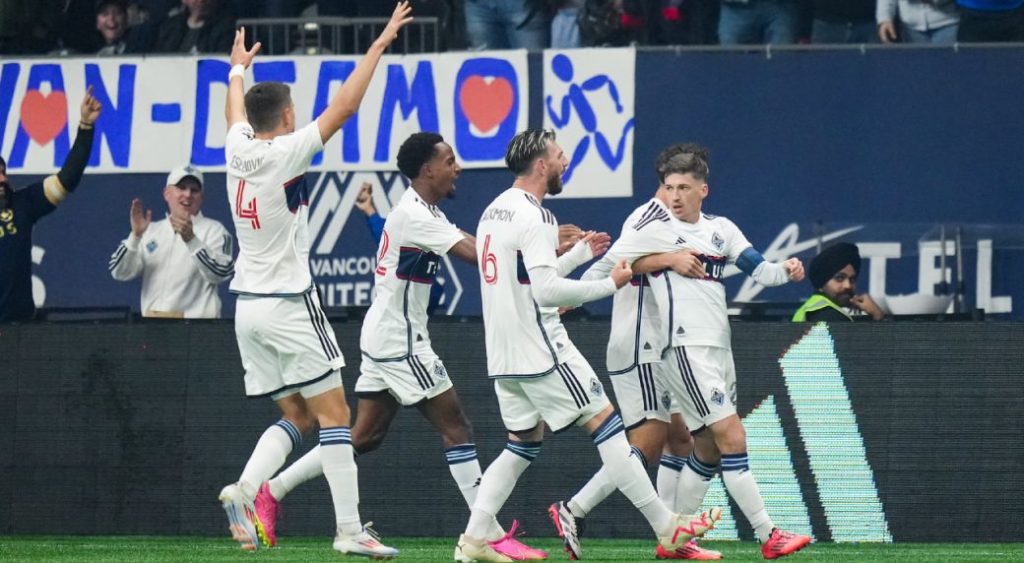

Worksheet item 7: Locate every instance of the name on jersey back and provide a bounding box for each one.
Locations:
[230,155,264,175]
[480,208,516,223]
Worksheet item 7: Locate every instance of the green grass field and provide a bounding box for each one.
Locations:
[1,537,1021,562]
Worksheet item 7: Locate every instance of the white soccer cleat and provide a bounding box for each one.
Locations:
[455,534,514,562]
[659,508,723,551]
[218,482,261,551]
[548,501,583,560]
[333,522,399,560]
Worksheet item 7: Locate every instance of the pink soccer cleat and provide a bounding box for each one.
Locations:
[254,482,281,547]
[656,539,723,560]
[760,528,811,559]
[489,520,548,560]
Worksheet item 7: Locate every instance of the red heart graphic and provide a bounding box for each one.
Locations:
[459,76,514,134]
[20,90,69,146]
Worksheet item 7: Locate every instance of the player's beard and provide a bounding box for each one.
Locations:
[546,171,563,196]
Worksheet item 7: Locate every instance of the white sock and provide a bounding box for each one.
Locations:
[721,452,774,542]
[657,454,687,508]
[568,467,616,517]
[464,442,540,539]
[445,444,505,541]
[320,427,361,536]
[269,445,323,501]
[238,419,301,499]
[675,453,716,514]
[592,414,673,537]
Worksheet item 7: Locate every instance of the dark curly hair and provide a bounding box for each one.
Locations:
[397,132,445,180]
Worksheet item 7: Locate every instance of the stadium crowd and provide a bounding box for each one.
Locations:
[0,0,1020,57]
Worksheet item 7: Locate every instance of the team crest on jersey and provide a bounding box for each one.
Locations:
[0,209,13,222]
[661,391,671,410]
[434,362,449,380]
[590,378,604,397]
[711,232,725,251]
[146,241,158,253]
[711,388,725,406]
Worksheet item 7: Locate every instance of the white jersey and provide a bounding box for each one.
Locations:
[360,188,464,361]
[657,213,753,349]
[478,188,611,379]
[108,212,234,318]
[225,121,323,296]
[583,199,687,373]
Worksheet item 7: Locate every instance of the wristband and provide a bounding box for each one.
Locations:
[229,64,246,79]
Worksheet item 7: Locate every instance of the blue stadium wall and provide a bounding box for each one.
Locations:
[9,47,1024,318]
[0,321,1021,542]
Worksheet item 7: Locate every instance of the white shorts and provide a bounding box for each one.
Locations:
[495,349,611,433]
[354,351,454,406]
[661,345,737,431]
[235,290,346,398]
[609,362,674,428]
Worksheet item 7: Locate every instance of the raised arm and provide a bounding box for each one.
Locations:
[316,2,413,144]
[226,27,261,127]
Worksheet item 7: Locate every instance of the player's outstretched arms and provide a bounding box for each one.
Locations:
[226,27,261,127]
[528,265,618,308]
[449,233,477,265]
[316,1,413,144]
[633,249,705,278]
[736,248,802,287]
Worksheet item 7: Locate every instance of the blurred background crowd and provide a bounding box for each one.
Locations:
[0,0,1020,58]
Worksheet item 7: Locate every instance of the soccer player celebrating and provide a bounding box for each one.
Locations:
[455,129,721,563]
[638,144,811,560]
[251,132,546,560]
[550,150,723,560]
[216,3,412,557]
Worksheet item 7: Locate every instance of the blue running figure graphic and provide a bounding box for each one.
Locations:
[545,53,636,184]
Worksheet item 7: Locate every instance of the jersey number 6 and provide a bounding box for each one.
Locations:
[481,234,498,285]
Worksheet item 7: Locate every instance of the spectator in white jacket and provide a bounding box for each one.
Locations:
[109,165,234,318]
[877,0,959,43]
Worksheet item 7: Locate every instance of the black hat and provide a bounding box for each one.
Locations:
[95,0,127,14]
[809,242,861,290]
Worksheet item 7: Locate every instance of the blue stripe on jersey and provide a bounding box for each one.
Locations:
[660,454,687,471]
[284,174,309,213]
[396,246,441,284]
[591,413,625,445]
[720,452,749,472]
[320,426,352,446]
[735,247,765,277]
[444,443,479,465]
[687,453,719,478]
[275,419,302,447]
[516,251,530,285]
[504,440,543,462]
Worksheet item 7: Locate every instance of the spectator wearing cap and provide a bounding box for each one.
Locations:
[108,165,234,318]
[792,242,885,322]
[94,0,142,55]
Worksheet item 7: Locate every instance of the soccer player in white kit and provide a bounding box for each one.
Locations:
[454,130,721,563]
[549,169,723,560]
[249,132,546,560]
[635,144,812,560]
[215,4,412,557]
